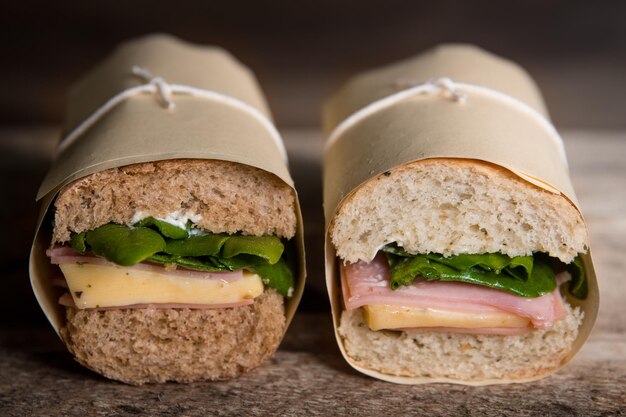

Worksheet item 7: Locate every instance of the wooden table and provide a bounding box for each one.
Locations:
[0,128,624,416]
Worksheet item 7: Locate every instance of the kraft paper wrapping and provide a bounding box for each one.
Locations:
[323,44,598,384]
[29,34,306,339]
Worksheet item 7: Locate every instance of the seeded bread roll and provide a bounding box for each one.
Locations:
[62,289,285,385]
[330,158,587,264]
[53,158,297,243]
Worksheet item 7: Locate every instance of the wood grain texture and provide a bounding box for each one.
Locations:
[2,2,626,129]
[0,128,624,416]
[0,315,624,417]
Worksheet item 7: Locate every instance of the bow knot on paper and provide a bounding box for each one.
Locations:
[394,76,467,104]
[54,65,288,162]
[132,66,175,110]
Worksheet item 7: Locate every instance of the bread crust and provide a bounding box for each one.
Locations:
[60,289,285,385]
[53,159,297,242]
[330,158,588,263]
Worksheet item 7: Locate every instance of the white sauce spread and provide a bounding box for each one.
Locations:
[131,211,204,231]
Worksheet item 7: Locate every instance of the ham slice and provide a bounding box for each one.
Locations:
[341,252,567,329]
[47,246,244,281]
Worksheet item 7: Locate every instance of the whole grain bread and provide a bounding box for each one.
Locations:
[338,301,582,381]
[53,159,297,242]
[330,159,587,264]
[61,289,285,385]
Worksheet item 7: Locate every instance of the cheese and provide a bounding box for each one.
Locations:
[362,304,531,331]
[60,263,263,309]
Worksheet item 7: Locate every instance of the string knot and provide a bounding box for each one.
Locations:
[394,76,467,104]
[132,66,175,109]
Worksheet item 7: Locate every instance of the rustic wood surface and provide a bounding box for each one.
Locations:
[0,128,624,416]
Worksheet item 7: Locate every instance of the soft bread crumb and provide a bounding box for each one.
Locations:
[330,159,588,264]
[338,301,582,381]
[61,289,285,385]
[53,159,297,242]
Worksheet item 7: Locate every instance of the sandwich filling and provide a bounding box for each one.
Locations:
[49,216,295,309]
[341,246,587,335]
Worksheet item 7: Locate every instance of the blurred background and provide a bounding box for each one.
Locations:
[1,1,625,327]
[2,0,626,128]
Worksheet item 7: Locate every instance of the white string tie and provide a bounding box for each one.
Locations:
[324,77,468,152]
[324,77,567,166]
[131,65,175,109]
[394,76,467,104]
[55,66,288,163]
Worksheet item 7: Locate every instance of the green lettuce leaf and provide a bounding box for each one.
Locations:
[248,258,295,297]
[164,234,230,257]
[147,253,227,272]
[70,232,87,253]
[69,222,294,297]
[146,252,295,297]
[567,255,588,299]
[382,247,556,298]
[82,224,166,266]
[221,235,284,265]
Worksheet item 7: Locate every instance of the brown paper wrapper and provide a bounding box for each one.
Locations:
[323,44,598,384]
[29,34,306,340]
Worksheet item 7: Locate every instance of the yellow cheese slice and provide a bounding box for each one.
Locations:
[363,304,531,331]
[60,263,264,309]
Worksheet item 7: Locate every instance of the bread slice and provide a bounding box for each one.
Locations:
[61,289,285,385]
[330,159,587,264]
[53,158,297,243]
[338,301,582,381]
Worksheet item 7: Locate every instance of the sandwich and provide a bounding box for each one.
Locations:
[331,159,587,382]
[46,158,298,384]
[323,44,597,384]
[29,34,305,385]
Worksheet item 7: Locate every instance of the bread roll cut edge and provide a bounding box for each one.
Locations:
[324,158,599,385]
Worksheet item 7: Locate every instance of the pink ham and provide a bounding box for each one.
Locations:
[341,252,567,329]
[47,246,244,281]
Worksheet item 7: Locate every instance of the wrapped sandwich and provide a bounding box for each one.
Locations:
[30,34,305,384]
[323,45,598,384]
